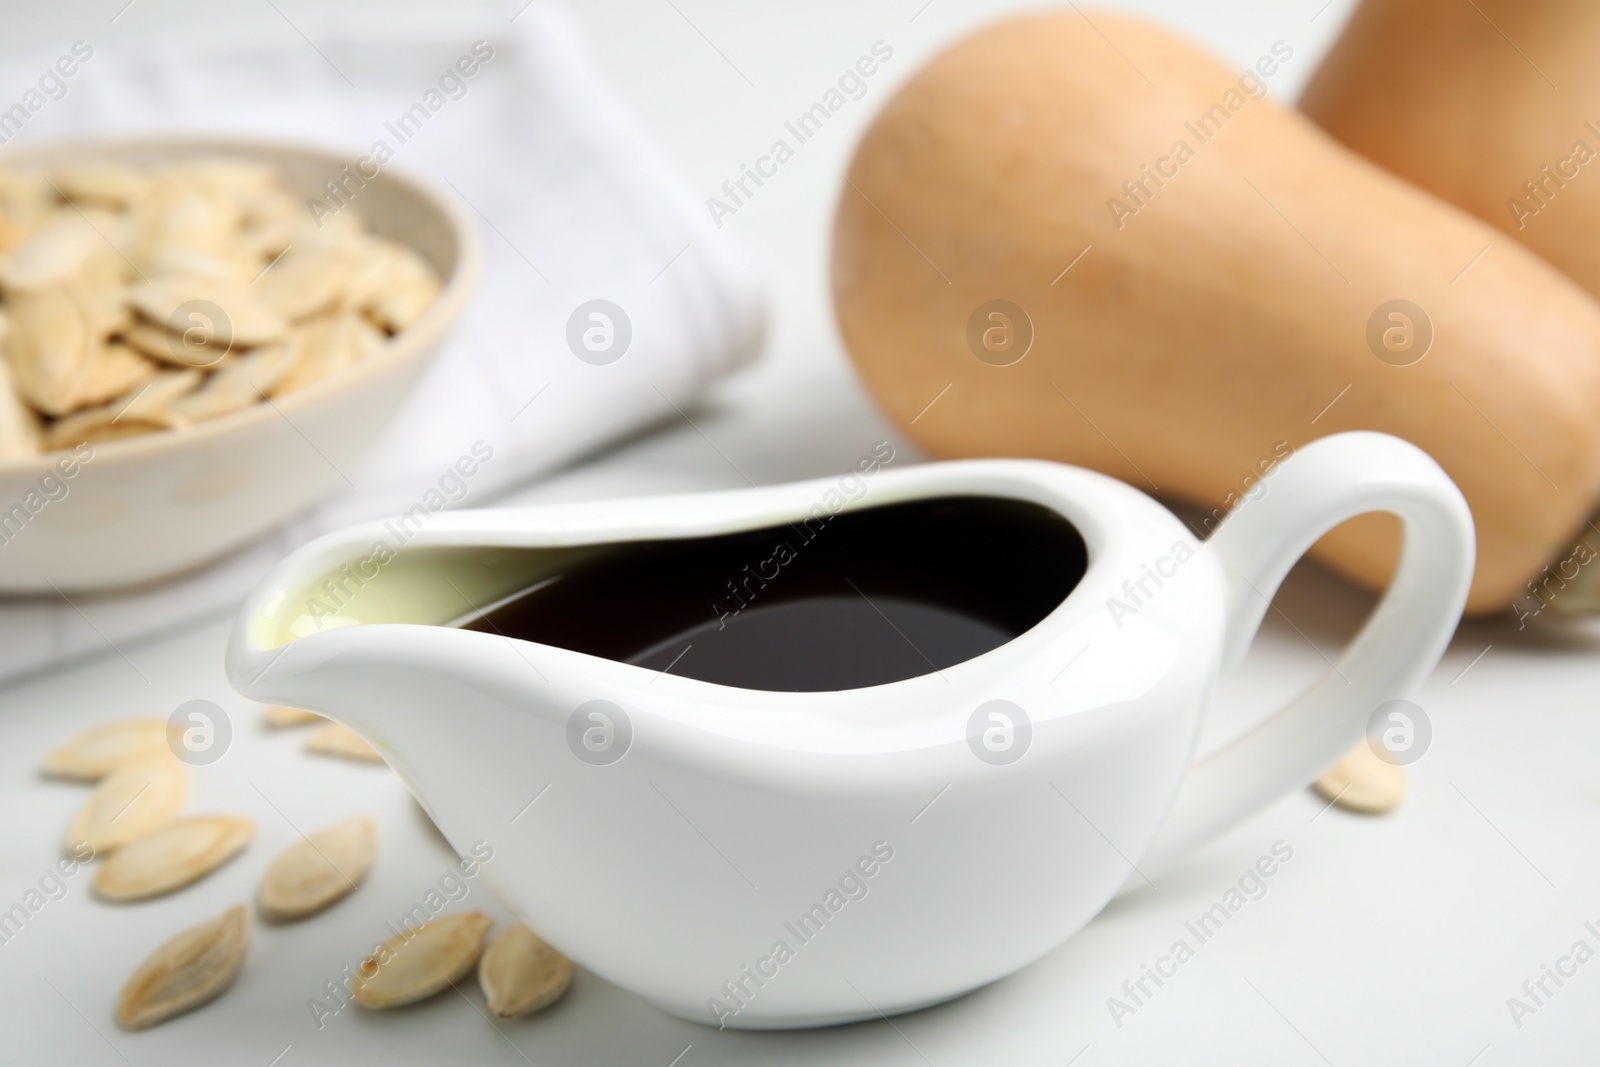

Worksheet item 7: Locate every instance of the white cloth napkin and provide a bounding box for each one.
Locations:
[0,4,766,683]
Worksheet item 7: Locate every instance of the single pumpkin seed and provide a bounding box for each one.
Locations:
[66,755,188,854]
[6,285,93,415]
[238,218,295,260]
[479,923,574,1018]
[0,170,54,231]
[141,242,260,285]
[277,311,383,396]
[41,368,197,450]
[116,904,251,1030]
[305,722,384,763]
[67,341,159,410]
[43,413,171,450]
[263,705,323,728]
[254,243,352,321]
[258,815,377,922]
[51,163,153,209]
[0,215,105,290]
[127,184,239,261]
[95,816,254,902]
[164,158,279,197]
[112,365,200,414]
[0,358,40,459]
[120,319,228,368]
[1312,744,1407,814]
[238,186,300,239]
[67,260,134,335]
[361,244,440,332]
[43,718,171,781]
[340,236,397,309]
[127,277,286,348]
[169,342,297,422]
[352,912,494,1009]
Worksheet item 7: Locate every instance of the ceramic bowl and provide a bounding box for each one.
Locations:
[0,135,482,592]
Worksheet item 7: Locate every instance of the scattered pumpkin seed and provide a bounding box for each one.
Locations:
[1312,744,1407,814]
[479,923,574,1018]
[305,722,383,764]
[65,756,188,854]
[116,904,251,1030]
[95,816,254,902]
[258,815,377,922]
[352,912,494,1010]
[262,705,323,728]
[43,718,171,781]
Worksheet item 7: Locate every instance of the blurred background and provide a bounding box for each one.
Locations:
[6,2,1598,1065]
[1,0,1352,501]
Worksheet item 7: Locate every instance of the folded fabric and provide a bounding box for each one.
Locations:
[0,3,766,684]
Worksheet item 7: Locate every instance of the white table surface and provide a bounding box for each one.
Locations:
[5,1,1598,1063]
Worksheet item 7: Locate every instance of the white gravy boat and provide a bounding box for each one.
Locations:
[226,431,1473,1028]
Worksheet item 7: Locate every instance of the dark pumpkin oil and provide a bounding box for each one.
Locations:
[461,496,1087,692]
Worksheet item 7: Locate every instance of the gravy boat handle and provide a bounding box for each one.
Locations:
[1134,431,1475,876]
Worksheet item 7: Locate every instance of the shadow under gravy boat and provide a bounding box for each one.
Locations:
[226,432,1474,1029]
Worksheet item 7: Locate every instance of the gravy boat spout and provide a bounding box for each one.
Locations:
[225,441,1473,1029]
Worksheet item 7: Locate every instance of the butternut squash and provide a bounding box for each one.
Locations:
[830,9,1600,614]
[1301,0,1600,299]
